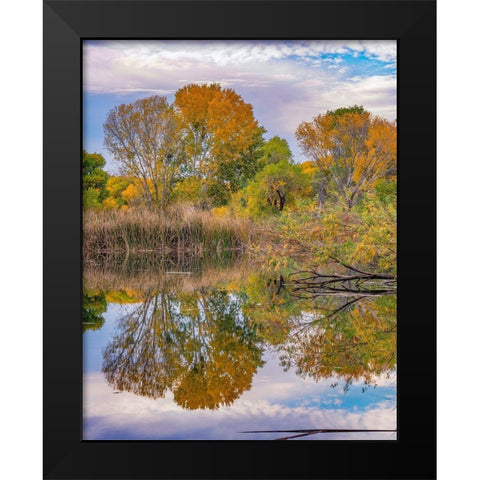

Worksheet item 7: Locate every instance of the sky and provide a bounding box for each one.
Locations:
[83,40,397,173]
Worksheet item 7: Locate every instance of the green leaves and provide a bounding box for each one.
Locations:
[82,151,109,208]
[242,160,310,217]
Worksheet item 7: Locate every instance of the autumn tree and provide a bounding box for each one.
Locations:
[82,151,109,208]
[104,96,184,209]
[173,288,264,409]
[296,106,396,209]
[174,83,265,206]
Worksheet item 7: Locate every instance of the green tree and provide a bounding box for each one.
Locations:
[240,272,300,345]
[326,104,367,119]
[82,291,107,332]
[258,136,293,168]
[82,151,109,208]
[243,160,310,216]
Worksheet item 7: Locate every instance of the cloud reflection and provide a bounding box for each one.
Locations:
[84,352,396,440]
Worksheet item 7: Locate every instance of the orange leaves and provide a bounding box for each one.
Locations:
[102,84,266,208]
[121,182,144,203]
[295,107,396,208]
[173,83,265,205]
[174,83,261,161]
[300,160,319,178]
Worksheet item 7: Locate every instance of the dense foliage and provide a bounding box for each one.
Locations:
[82,151,109,208]
[84,88,397,275]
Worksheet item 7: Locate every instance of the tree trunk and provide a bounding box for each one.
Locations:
[275,188,286,212]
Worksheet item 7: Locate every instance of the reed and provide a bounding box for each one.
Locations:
[83,204,250,255]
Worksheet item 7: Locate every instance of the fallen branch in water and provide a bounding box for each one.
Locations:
[329,256,395,278]
[241,428,397,440]
[289,261,396,298]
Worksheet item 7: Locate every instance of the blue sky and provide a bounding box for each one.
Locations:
[83,40,396,173]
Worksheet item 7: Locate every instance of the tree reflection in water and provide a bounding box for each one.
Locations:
[278,295,396,391]
[84,256,396,410]
[82,291,107,332]
[102,286,264,409]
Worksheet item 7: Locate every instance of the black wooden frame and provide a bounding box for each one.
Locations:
[44,1,436,478]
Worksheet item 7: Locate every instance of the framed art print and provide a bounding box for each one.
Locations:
[44,1,436,479]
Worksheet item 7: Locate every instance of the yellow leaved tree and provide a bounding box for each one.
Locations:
[174,83,265,206]
[296,106,396,209]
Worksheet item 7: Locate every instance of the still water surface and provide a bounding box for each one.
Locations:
[83,254,396,440]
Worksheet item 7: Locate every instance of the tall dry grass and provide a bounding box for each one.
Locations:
[83,204,250,255]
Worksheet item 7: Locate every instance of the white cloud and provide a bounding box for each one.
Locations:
[83,40,396,95]
[277,74,397,133]
[83,40,396,164]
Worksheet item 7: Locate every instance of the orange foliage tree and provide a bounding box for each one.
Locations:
[296,106,396,209]
[174,83,265,206]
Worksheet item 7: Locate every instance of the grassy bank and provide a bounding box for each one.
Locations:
[83,205,250,255]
